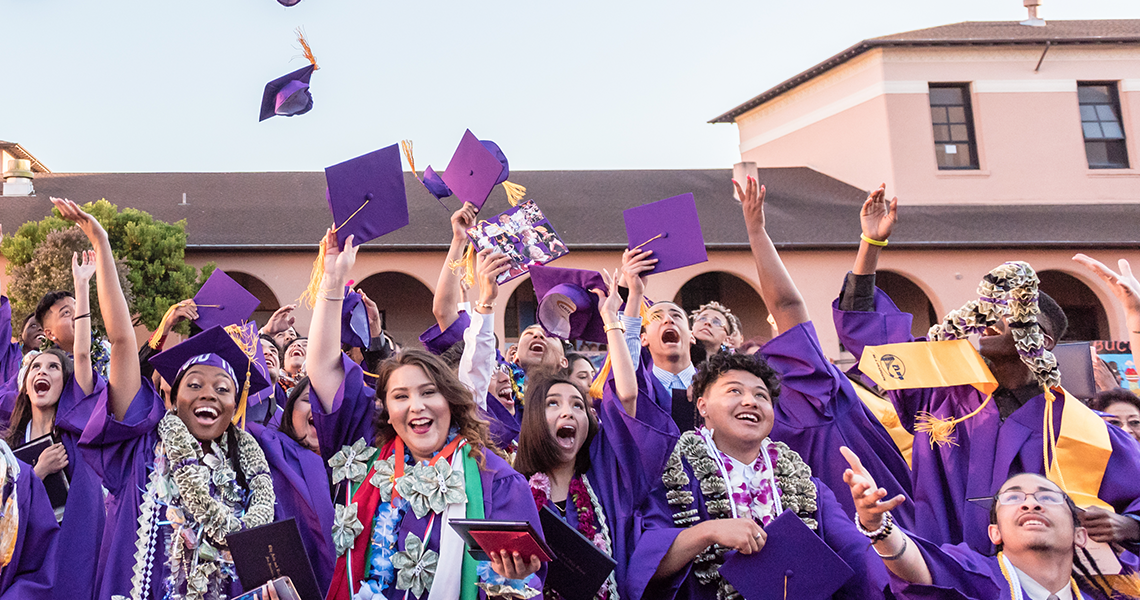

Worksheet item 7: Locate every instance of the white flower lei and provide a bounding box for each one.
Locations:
[119,413,275,600]
[662,431,817,600]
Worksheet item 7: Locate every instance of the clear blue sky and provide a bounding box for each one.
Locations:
[3,0,1137,173]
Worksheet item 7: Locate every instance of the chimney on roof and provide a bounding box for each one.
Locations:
[1,159,35,197]
[1021,0,1046,27]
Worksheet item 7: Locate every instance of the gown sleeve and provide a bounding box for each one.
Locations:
[77,377,165,496]
[0,460,59,600]
[887,534,1004,600]
[0,297,19,385]
[310,353,377,468]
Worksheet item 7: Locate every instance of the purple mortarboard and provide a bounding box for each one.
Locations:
[277,0,301,5]
[623,192,708,274]
[439,130,506,209]
[149,325,272,400]
[421,166,453,206]
[342,287,372,349]
[193,270,261,331]
[259,65,314,122]
[719,510,854,600]
[530,265,608,344]
[325,143,409,249]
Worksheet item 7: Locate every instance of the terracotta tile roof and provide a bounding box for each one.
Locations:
[710,19,1140,124]
[2,169,1137,252]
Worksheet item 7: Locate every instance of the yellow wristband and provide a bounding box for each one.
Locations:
[861,234,888,247]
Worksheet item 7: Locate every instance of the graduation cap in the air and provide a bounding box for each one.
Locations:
[623,192,708,274]
[718,510,855,600]
[149,325,273,428]
[530,265,609,345]
[342,286,372,349]
[400,132,526,210]
[259,31,318,121]
[193,269,262,331]
[324,143,409,250]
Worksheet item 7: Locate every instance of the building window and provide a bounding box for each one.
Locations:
[929,84,979,170]
[1078,83,1129,169]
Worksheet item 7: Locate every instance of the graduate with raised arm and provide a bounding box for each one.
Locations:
[725,176,915,528]
[833,185,1140,557]
[514,266,678,600]
[628,178,892,600]
[72,194,279,600]
[306,229,546,599]
[1,243,108,600]
[418,202,479,356]
[842,446,1132,599]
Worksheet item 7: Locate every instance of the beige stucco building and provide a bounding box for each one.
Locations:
[3,17,1140,361]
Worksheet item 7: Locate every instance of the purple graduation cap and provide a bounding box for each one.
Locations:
[325,143,409,250]
[193,269,262,331]
[719,510,855,600]
[342,287,372,349]
[148,325,272,399]
[421,166,454,207]
[623,192,708,274]
[259,65,314,122]
[438,130,508,209]
[530,265,608,344]
[277,0,301,5]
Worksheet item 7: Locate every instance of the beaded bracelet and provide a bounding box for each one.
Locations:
[854,511,894,543]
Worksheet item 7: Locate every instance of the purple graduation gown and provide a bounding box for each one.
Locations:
[419,312,470,356]
[482,392,521,453]
[248,424,335,596]
[763,321,915,529]
[46,372,107,600]
[0,297,19,385]
[0,457,60,599]
[311,354,546,599]
[890,533,1103,599]
[834,289,1140,554]
[629,464,891,600]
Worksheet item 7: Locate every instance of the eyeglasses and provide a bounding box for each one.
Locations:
[694,315,726,329]
[995,490,1066,506]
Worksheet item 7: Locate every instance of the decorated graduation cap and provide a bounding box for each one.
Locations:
[149,324,271,429]
[530,265,608,344]
[719,510,854,600]
[623,193,708,274]
[342,285,372,349]
[299,143,409,308]
[192,269,262,331]
[400,132,527,210]
[259,30,319,122]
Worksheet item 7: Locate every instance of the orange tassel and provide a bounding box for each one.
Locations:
[296,28,319,69]
[588,355,612,400]
[298,236,328,309]
[448,242,477,289]
[502,181,526,206]
[400,140,422,183]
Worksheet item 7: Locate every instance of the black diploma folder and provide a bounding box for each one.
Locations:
[227,518,321,600]
[539,505,617,600]
[13,435,68,518]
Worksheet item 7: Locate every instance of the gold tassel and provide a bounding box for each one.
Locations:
[298,236,328,309]
[1104,573,1140,596]
[296,28,319,70]
[588,355,612,400]
[915,394,995,448]
[502,181,526,206]
[149,303,182,349]
[400,140,422,183]
[448,242,477,290]
[224,324,259,431]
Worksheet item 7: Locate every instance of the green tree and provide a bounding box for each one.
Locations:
[1,198,214,331]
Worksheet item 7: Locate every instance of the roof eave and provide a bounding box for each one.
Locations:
[709,36,1140,124]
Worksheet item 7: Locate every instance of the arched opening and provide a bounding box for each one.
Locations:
[504,279,537,341]
[226,271,281,327]
[673,271,769,344]
[876,271,936,339]
[355,272,436,347]
[1038,270,1108,341]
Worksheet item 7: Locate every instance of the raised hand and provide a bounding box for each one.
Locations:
[359,291,383,334]
[321,228,358,285]
[72,250,96,285]
[451,202,479,241]
[860,184,898,243]
[1074,254,1140,323]
[590,268,623,325]
[733,175,767,233]
[842,446,905,531]
[262,304,297,336]
[474,248,511,312]
[621,248,656,296]
[51,197,108,244]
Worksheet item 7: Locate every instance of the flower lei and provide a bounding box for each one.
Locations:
[922,261,1062,446]
[118,412,275,600]
[529,473,618,600]
[661,431,817,600]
